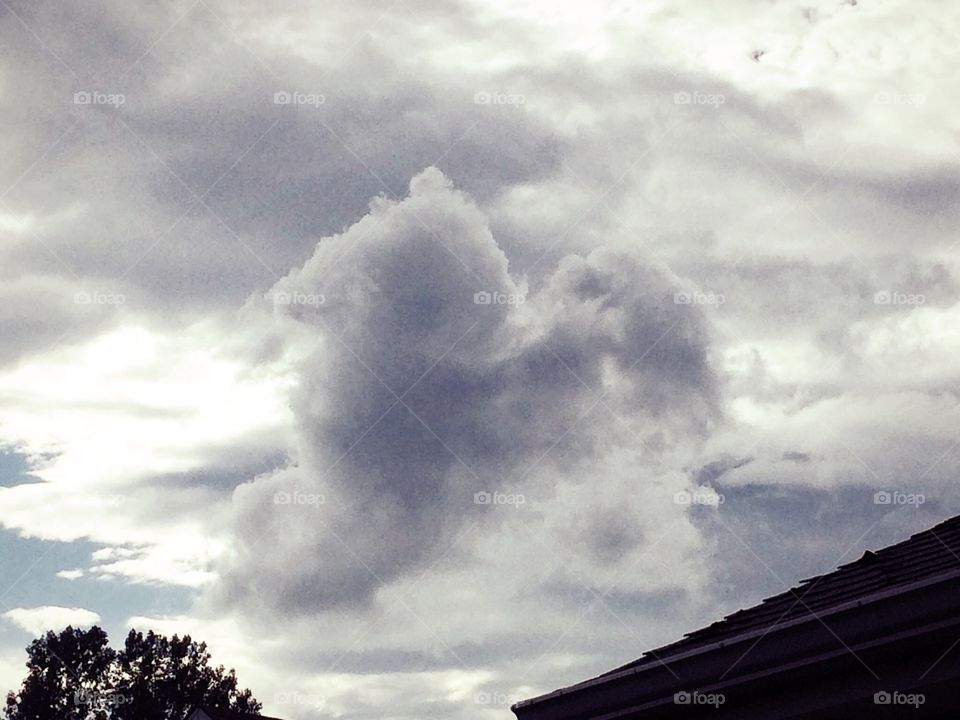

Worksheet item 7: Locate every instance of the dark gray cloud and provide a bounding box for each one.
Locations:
[215,167,719,614]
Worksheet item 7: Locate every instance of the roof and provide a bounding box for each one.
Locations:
[190,708,286,720]
[606,512,960,675]
[514,512,960,718]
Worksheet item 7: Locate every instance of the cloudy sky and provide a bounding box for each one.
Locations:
[2,0,959,717]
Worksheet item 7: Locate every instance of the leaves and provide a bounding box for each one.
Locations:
[4,626,261,720]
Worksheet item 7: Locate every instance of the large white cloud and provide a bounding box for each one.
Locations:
[3,606,101,636]
[0,321,295,584]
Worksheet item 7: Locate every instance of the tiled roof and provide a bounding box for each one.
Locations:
[611,513,960,673]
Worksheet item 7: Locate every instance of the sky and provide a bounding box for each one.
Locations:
[1,0,959,718]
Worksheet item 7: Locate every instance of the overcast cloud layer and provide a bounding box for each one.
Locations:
[2,1,960,718]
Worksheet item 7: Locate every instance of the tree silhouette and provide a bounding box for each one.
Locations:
[4,626,261,720]
[2,626,114,720]
[113,630,260,720]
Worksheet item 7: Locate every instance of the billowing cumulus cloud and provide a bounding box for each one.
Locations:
[215,168,719,613]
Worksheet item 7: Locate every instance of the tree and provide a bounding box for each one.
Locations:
[112,630,261,720]
[3,626,114,720]
[4,626,261,720]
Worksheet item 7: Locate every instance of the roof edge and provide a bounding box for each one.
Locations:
[513,564,960,711]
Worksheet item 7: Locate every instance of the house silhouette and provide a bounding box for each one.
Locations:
[187,708,286,720]
[513,514,960,719]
